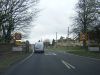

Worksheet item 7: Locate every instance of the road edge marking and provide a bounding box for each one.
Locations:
[21,52,33,63]
[3,52,34,75]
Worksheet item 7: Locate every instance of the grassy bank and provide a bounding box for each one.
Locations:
[0,52,31,73]
[47,46,84,51]
[47,46,100,59]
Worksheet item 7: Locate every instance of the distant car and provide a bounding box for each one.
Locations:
[34,42,44,53]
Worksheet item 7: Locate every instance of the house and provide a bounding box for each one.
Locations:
[57,36,81,47]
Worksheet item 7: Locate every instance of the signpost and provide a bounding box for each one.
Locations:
[15,40,22,46]
[80,33,88,41]
[80,32,88,48]
[12,32,24,52]
[15,32,22,40]
[14,32,22,46]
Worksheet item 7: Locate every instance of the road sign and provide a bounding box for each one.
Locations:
[15,40,22,46]
[80,33,88,41]
[15,33,22,40]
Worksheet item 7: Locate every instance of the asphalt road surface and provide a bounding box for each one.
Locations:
[2,50,100,75]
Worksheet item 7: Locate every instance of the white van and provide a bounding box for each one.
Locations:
[34,42,44,53]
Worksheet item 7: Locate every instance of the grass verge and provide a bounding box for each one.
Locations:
[0,52,31,73]
[47,46,100,59]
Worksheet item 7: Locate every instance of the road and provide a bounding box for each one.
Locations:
[2,50,100,75]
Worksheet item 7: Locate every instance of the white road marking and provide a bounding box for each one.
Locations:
[62,60,71,69]
[66,62,76,69]
[45,54,51,55]
[21,52,33,63]
[52,53,57,55]
[45,52,56,56]
[61,60,76,69]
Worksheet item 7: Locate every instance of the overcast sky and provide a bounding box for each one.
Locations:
[29,0,78,43]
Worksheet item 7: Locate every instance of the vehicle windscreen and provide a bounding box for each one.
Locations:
[35,43,43,49]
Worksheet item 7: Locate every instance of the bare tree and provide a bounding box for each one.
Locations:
[72,0,97,48]
[0,0,39,43]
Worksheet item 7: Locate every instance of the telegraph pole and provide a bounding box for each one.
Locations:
[66,27,69,46]
[56,32,57,47]
[41,38,42,42]
[68,27,69,38]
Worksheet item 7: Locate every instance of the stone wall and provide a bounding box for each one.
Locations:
[0,44,13,52]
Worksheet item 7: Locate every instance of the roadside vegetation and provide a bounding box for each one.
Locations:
[0,51,32,73]
[0,0,38,73]
[0,52,27,71]
[0,42,32,73]
[47,46,100,59]
[72,0,100,48]
[0,0,39,43]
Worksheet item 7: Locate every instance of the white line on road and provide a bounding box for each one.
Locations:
[52,53,57,55]
[45,52,57,56]
[62,60,71,69]
[66,62,76,69]
[61,60,76,69]
[21,52,33,63]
